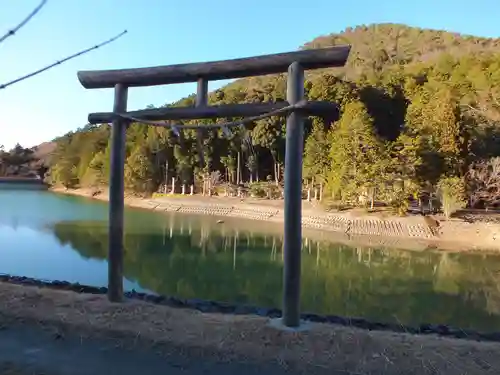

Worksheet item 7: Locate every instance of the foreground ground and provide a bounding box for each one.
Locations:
[0,282,499,375]
[0,323,305,375]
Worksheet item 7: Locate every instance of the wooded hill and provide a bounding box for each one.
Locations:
[0,143,54,179]
[44,23,500,213]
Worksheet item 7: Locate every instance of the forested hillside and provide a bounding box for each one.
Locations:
[46,24,500,213]
[0,143,51,179]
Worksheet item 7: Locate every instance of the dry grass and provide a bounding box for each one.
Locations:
[0,282,499,374]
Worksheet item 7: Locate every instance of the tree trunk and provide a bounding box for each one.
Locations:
[256,157,259,182]
[237,152,241,185]
[164,160,169,194]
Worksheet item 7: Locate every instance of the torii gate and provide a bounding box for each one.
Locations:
[77,45,350,328]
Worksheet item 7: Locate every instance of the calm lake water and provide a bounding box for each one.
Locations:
[2,188,500,332]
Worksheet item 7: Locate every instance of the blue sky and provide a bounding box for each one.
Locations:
[0,0,498,150]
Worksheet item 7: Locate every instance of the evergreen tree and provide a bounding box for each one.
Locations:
[327,101,387,204]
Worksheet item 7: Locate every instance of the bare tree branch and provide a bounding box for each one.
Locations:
[0,0,48,45]
[462,103,500,125]
[467,157,500,207]
[0,30,127,90]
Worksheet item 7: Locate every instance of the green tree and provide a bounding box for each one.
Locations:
[424,89,467,176]
[124,146,156,194]
[327,101,387,205]
[303,121,331,194]
[49,160,78,188]
[437,176,467,220]
[82,151,106,188]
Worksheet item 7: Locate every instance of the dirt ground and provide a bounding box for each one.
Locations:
[0,281,499,375]
[0,321,303,375]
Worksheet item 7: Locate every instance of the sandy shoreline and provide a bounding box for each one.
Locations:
[51,187,500,251]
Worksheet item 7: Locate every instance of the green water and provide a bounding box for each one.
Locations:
[2,189,500,332]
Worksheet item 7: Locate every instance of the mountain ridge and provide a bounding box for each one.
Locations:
[23,22,500,213]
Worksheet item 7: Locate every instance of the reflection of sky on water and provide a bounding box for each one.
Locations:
[0,189,152,292]
[0,189,108,227]
[0,221,146,293]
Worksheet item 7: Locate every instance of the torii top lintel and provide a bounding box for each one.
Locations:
[77,45,351,89]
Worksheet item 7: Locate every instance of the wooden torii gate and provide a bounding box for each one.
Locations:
[77,45,350,328]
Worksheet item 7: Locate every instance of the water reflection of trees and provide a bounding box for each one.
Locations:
[51,214,500,331]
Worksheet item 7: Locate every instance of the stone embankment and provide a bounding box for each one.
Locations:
[51,188,500,250]
[151,199,436,239]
